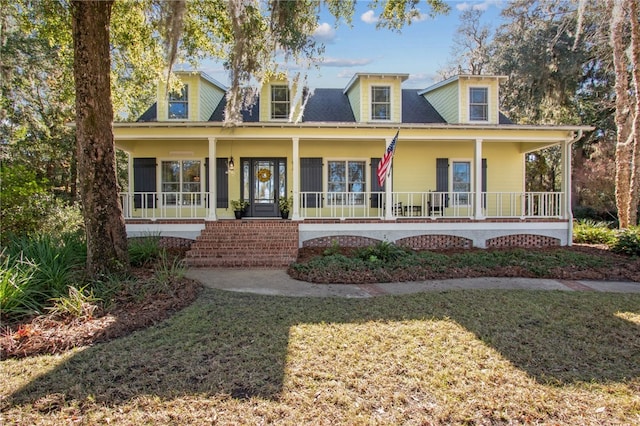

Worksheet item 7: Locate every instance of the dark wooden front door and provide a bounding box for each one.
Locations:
[242,158,287,217]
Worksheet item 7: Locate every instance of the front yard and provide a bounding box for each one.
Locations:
[2,287,640,425]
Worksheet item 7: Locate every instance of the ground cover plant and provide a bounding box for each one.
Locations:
[289,242,640,284]
[2,288,639,425]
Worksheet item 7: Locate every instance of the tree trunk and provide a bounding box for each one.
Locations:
[71,0,129,275]
[627,0,640,225]
[609,0,637,228]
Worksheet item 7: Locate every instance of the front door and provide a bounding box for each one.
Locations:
[242,158,287,217]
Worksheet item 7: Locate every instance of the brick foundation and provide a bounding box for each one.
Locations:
[185,220,299,268]
[396,234,473,250]
[303,235,381,248]
[486,234,560,248]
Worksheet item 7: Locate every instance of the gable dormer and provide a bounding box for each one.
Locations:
[418,75,507,125]
[343,73,409,123]
[157,71,227,121]
[259,74,312,122]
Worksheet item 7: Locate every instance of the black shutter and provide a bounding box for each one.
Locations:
[481,158,487,208]
[301,157,323,208]
[133,158,156,208]
[216,158,228,208]
[370,158,383,208]
[436,158,449,207]
[204,158,229,208]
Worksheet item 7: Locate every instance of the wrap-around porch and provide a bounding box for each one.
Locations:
[117,128,581,260]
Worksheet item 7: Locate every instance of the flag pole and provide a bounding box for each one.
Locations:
[383,130,399,220]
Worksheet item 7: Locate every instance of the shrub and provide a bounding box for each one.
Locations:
[47,285,101,319]
[1,233,86,321]
[0,255,44,320]
[151,252,186,294]
[573,220,616,245]
[355,241,411,263]
[128,234,164,267]
[610,226,640,256]
[7,233,86,296]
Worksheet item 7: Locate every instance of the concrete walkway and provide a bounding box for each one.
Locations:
[185,269,640,298]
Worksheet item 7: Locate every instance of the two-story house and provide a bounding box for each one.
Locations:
[113,71,591,267]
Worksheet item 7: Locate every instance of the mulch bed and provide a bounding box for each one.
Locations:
[0,271,202,360]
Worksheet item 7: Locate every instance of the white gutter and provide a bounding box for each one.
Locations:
[566,129,584,246]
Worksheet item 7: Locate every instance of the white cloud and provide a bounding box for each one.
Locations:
[456,1,502,12]
[405,72,440,88]
[313,22,336,43]
[317,57,374,67]
[412,10,429,22]
[361,10,378,24]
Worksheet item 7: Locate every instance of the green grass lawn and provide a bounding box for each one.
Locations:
[2,288,639,425]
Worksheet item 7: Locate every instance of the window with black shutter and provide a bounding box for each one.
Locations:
[300,158,323,208]
[133,158,156,209]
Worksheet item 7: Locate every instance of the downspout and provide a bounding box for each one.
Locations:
[565,130,583,246]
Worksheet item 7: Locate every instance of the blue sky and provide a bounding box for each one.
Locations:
[201,0,505,90]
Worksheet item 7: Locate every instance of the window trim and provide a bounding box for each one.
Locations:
[468,86,489,122]
[159,158,204,206]
[270,84,290,120]
[449,158,473,206]
[326,158,368,206]
[168,85,189,120]
[370,85,391,121]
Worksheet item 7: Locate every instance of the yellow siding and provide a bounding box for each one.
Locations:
[120,132,558,220]
[116,125,574,146]
[359,76,403,123]
[391,141,523,193]
[157,73,201,121]
[483,143,523,191]
[259,78,290,122]
[459,78,501,124]
[300,139,382,163]
[423,82,459,123]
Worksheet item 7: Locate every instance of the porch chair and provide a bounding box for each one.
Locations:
[428,191,443,216]
[393,201,404,216]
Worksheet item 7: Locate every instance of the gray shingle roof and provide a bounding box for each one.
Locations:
[402,90,446,124]
[136,87,512,125]
[209,94,259,122]
[137,103,157,122]
[301,88,356,122]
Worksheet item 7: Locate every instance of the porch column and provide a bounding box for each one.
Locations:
[562,137,573,244]
[474,138,484,220]
[292,137,300,220]
[207,137,217,220]
[127,152,133,193]
[126,152,133,218]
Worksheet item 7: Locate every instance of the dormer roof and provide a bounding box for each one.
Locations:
[136,71,513,125]
[418,74,507,95]
[343,72,410,94]
[173,70,229,92]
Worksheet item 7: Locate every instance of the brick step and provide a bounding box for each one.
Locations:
[185,219,299,268]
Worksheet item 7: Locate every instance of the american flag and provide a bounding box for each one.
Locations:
[376,131,399,187]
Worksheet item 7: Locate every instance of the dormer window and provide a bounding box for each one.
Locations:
[169,85,188,119]
[371,86,390,120]
[469,87,488,121]
[271,85,290,120]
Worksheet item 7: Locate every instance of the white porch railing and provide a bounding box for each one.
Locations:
[120,192,211,219]
[119,191,564,220]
